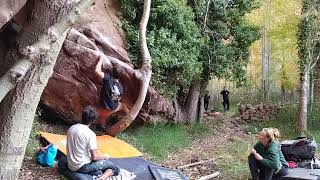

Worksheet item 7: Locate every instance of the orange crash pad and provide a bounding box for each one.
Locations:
[39,132,142,158]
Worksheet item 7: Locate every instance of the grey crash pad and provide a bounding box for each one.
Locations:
[281,168,320,180]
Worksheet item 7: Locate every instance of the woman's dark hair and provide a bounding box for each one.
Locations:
[111,67,120,79]
[82,106,99,125]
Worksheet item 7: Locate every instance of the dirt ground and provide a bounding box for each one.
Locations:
[18,114,249,180]
[161,115,249,179]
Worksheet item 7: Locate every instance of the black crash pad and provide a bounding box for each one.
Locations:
[149,165,188,180]
[281,168,320,180]
[58,156,189,180]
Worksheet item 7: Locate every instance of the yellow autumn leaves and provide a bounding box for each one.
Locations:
[246,0,302,93]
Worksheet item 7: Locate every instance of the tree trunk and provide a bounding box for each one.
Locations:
[198,96,204,123]
[0,0,93,179]
[261,26,267,101]
[0,0,27,29]
[106,0,152,136]
[298,70,309,132]
[198,80,209,122]
[183,81,201,124]
[310,70,314,112]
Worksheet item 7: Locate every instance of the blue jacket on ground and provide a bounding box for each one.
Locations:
[37,144,57,167]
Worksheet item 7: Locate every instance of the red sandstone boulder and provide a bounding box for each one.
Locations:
[41,0,174,123]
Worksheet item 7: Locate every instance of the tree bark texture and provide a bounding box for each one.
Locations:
[0,0,27,29]
[310,70,314,112]
[198,96,204,123]
[198,80,209,122]
[0,0,93,103]
[182,81,201,124]
[315,62,320,102]
[0,0,93,179]
[298,70,309,132]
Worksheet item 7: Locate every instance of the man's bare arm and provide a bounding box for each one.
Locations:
[95,55,104,80]
[90,149,110,161]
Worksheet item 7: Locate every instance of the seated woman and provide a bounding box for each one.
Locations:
[248,128,288,180]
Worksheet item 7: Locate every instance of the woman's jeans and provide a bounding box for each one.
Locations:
[248,154,288,180]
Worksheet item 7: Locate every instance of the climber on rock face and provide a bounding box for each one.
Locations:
[95,54,129,130]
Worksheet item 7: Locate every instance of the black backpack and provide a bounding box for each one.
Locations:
[281,137,317,162]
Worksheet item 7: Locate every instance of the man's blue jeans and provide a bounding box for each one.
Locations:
[58,156,119,180]
[77,159,120,176]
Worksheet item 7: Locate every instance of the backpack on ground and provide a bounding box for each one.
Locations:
[37,144,57,167]
[281,137,317,162]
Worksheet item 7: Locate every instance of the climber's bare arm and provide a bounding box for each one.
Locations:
[95,55,104,80]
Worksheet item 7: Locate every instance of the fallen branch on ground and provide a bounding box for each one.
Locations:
[176,156,223,169]
[197,172,220,180]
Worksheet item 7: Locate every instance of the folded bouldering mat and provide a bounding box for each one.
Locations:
[39,132,142,158]
[282,168,320,180]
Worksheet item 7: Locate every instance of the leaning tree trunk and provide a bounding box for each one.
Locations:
[183,81,201,124]
[0,0,93,179]
[298,69,309,132]
[106,0,152,136]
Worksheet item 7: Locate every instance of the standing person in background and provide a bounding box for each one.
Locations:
[248,128,288,180]
[95,54,129,130]
[204,91,210,111]
[220,86,230,111]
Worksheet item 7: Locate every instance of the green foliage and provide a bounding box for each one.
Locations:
[120,0,205,96]
[193,0,261,85]
[117,122,208,162]
[247,0,301,94]
[308,103,320,130]
[297,0,320,72]
[120,0,260,97]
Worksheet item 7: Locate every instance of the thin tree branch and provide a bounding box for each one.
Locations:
[203,0,211,30]
[198,172,220,180]
[106,0,152,136]
[177,156,223,169]
[310,51,320,69]
[140,0,152,70]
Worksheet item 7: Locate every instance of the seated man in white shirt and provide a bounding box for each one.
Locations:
[66,106,119,180]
